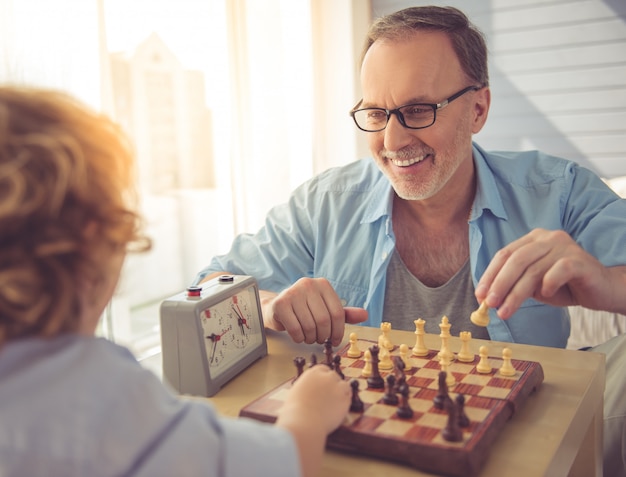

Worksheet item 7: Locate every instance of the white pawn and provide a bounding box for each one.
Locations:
[399,344,410,368]
[440,355,456,387]
[347,332,362,358]
[476,346,492,374]
[362,349,372,377]
[499,347,516,376]
[457,331,474,362]
[471,301,490,327]
[412,318,428,356]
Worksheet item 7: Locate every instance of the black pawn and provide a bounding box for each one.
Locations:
[309,353,318,368]
[292,356,306,383]
[382,374,399,405]
[333,354,345,380]
[456,393,470,428]
[396,382,413,419]
[366,345,385,389]
[433,371,449,410]
[442,397,463,442]
[350,379,364,413]
[324,338,334,367]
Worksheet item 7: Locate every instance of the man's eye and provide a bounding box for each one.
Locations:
[404,105,431,115]
[367,110,387,120]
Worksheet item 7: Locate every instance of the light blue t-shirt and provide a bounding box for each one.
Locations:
[196,143,626,348]
[0,335,300,477]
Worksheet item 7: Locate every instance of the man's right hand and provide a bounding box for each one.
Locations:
[260,277,368,346]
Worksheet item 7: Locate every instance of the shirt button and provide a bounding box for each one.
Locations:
[381,251,388,260]
[340,299,347,306]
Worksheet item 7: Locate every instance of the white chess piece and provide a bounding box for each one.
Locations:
[362,349,372,377]
[499,347,516,376]
[378,344,394,370]
[437,316,454,363]
[380,321,394,350]
[399,344,410,368]
[440,355,456,387]
[457,331,474,362]
[470,301,490,327]
[347,332,362,358]
[439,316,451,337]
[412,318,428,356]
[476,345,492,374]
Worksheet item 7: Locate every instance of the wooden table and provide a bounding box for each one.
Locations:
[207,324,605,477]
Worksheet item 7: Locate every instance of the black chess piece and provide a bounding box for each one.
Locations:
[292,356,306,383]
[382,374,399,405]
[393,355,406,379]
[433,371,449,410]
[456,393,470,428]
[350,379,364,413]
[324,338,334,367]
[393,375,406,394]
[442,397,463,442]
[333,354,345,380]
[396,382,413,419]
[309,353,318,368]
[366,345,385,389]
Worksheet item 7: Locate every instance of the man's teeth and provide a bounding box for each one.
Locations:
[390,155,426,167]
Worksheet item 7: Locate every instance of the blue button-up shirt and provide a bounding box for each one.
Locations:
[0,336,300,477]
[196,143,626,348]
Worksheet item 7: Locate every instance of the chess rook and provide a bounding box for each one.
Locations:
[457,331,474,363]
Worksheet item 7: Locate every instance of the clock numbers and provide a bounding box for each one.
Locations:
[200,285,262,375]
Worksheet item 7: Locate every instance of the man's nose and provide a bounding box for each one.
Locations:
[383,113,413,152]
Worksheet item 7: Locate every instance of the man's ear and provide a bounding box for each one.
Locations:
[471,87,491,134]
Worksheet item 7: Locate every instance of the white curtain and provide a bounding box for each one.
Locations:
[0,0,366,352]
[223,0,315,234]
[0,0,102,106]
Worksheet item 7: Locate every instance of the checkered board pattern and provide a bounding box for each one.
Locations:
[239,339,544,477]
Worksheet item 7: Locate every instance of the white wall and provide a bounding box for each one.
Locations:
[370,0,626,178]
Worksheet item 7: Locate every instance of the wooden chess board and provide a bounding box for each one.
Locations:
[239,339,544,477]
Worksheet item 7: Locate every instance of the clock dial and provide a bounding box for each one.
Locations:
[199,285,263,378]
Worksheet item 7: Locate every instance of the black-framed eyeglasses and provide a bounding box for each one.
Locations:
[349,85,482,132]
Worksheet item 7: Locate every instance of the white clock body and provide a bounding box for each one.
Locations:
[160,275,267,397]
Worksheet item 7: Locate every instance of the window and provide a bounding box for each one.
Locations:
[0,0,365,364]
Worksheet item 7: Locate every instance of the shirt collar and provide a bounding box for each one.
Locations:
[362,158,395,224]
[358,145,509,225]
[471,142,508,221]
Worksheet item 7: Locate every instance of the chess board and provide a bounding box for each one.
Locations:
[239,339,544,477]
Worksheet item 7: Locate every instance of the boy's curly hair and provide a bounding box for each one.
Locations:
[0,86,151,347]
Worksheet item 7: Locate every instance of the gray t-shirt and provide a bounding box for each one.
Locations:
[383,249,490,339]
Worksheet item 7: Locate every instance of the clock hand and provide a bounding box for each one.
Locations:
[207,329,229,363]
[207,334,218,364]
[232,304,250,331]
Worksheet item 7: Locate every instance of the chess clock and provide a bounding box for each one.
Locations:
[160,275,267,397]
